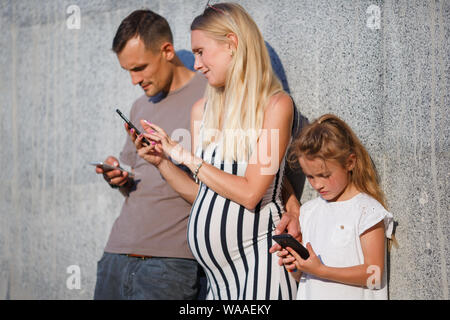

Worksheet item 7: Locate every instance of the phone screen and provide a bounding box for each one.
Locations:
[272,234,310,260]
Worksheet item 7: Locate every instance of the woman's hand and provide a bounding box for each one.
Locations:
[140,120,193,165]
[124,122,165,167]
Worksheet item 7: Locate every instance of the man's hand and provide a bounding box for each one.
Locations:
[95,155,130,188]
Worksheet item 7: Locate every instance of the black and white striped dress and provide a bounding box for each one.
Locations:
[187,128,298,300]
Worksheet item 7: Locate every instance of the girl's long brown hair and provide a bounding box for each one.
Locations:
[289,114,387,209]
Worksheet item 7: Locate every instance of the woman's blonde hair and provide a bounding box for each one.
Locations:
[191,2,283,162]
[289,114,387,209]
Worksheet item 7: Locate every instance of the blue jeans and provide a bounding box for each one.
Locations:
[94,252,203,300]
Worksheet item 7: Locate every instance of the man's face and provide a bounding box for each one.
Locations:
[117,36,170,97]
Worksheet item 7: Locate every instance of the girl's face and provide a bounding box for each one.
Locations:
[191,29,233,88]
[299,155,357,202]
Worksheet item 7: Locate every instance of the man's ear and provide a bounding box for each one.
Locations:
[160,42,175,61]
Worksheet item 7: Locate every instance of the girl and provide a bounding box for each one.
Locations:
[278,114,393,300]
[132,3,299,299]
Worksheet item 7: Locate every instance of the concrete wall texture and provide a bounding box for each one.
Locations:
[0,0,448,300]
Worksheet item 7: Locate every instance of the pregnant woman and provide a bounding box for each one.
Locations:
[132,2,298,299]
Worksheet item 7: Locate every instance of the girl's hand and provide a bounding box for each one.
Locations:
[140,120,192,165]
[277,248,298,272]
[286,243,325,278]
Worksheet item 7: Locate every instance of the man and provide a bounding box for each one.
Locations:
[94,10,207,300]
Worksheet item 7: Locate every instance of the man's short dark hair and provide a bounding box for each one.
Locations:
[112,10,173,54]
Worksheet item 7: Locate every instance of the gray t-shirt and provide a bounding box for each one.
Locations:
[105,72,207,259]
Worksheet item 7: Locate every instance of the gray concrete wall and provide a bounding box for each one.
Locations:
[0,0,448,299]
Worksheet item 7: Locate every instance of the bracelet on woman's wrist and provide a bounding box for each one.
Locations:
[193,160,203,184]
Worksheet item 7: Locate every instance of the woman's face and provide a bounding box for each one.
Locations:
[191,29,233,88]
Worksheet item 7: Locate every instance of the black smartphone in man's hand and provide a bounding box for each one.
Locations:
[116,108,151,146]
[272,234,310,260]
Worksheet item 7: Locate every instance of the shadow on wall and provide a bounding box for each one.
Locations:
[177,49,196,71]
[266,42,308,202]
[177,46,308,202]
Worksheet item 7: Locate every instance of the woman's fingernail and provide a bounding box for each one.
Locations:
[130,128,135,134]
[151,141,156,146]
[144,120,151,125]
